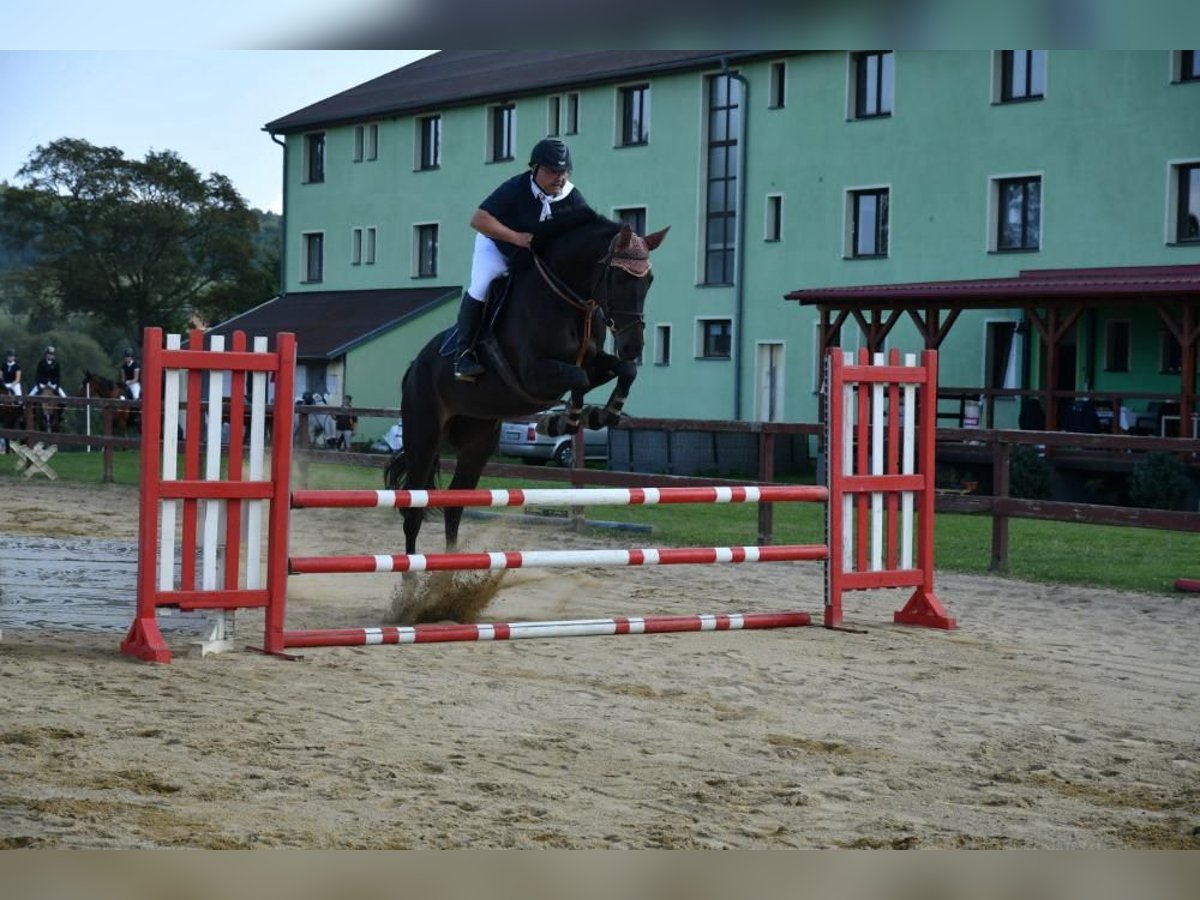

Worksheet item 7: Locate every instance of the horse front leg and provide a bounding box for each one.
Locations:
[581,354,637,430]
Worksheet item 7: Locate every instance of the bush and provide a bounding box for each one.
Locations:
[1129,451,1193,510]
[1009,444,1054,499]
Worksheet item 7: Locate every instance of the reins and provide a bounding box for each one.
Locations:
[530,235,649,367]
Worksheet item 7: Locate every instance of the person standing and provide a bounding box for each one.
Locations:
[335,395,357,451]
[121,347,141,399]
[2,349,22,396]
[34,345,66,397]
[451,137,592,381]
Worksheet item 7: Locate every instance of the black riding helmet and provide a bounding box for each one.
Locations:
[528,138,572,173]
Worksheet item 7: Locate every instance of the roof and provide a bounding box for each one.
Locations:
[206,287,459,360]
[265,50,768,133]
[786,264,1200,310]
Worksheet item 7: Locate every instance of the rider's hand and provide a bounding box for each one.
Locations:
[512,232,534,249]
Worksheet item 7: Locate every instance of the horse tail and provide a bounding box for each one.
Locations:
[383,449,408,491]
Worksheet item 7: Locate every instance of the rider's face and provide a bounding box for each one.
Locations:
[533,165,568,195]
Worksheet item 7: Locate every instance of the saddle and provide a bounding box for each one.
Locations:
[437,273,563,406]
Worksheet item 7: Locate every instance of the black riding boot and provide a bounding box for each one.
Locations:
[453,294,486,381]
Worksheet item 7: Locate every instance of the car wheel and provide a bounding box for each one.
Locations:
[552,441,574,468]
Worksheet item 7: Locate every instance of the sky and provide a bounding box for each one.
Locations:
[0,50,435,214]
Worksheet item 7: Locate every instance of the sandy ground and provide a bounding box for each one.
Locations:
[1,477,1198,849]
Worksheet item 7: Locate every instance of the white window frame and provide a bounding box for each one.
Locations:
[765,194,783,242]
[615,82,651,147]
[653,323,671,366]
[487,103,516,162]
[843,184,891,258]
[992,51,1048,103]
[300,231,324,283]
[987,171,1044,252]
[351,227,363,265]
[413,222,439,278]
[417,114,441,170]
[847,51,894,120]
[613,205,647,235]
[365,226,377,265]
[768,60,787,109]
[695,317,733,360]
[1166,158,1200,244]
[302,132,325,184]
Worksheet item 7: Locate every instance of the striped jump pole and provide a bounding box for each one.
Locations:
[283,610,812,648]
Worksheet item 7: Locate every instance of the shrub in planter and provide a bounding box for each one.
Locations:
[1009,444,1054,499]
[1129,451,1192,510]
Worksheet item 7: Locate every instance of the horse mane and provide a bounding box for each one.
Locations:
[530,207,620,261]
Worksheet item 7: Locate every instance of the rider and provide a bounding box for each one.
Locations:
[34,345,66,398]
[121,347,141,400]
[452,137,592,381]
[2,348,21,396]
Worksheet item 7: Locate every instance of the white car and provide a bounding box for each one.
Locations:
[497,409,608,467]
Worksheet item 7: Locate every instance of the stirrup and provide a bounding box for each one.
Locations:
[454,351,484,381]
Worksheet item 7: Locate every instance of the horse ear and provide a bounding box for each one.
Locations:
[644,226,670,251]
[615,224,634,249]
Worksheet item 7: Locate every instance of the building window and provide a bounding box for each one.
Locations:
[654,324,671,366]
[490,104,515,162]
[1176,50,1200,82]
[365,226,376,265]
[999,50,1046,102]
[418,115,441,170]
[619,84,650,146]
[565,93,579,134]
[1175,162,1200,243]
[1160,329,1183,374]
[995,176,1041,251]
[614,206,646,235]
[415,224,438,277]
[765,195,783,241]
[849,188,889,257]
[353,123,379,162]
[351,227,363,265]
[769,61,786,108]
[852,51,893,118]
[547,93,580,135]
[302,232,323,283]
[699,318,732,359]
[303,132,325,183]
[704,72,741,285]
[1104,321,1131,372]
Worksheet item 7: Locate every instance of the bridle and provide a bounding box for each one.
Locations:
[531,232,650,366]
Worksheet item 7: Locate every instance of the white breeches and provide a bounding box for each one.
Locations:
[468,234,509,300]
[4,382,21,396]
[126,381,141,400]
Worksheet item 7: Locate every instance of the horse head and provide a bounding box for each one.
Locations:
[596,223,669,362]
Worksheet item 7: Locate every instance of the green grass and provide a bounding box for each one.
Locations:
[6,450,1196,596]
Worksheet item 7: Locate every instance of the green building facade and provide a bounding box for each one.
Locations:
[266,50,1200,429]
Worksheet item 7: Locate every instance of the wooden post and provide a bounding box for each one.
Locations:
[102,407,114,483]
[990,441,1010,572]
[757,428,775,545]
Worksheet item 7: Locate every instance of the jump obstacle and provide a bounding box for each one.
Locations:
[121,328,954,663]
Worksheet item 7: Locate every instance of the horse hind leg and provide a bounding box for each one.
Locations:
[442,418,500,551]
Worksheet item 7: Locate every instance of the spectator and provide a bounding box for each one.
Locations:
[34,345,67,398]
[2,348,22,396]
[335,395,357,451]
[120,347,141,399]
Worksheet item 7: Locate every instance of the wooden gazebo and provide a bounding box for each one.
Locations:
[787,264,1200,432]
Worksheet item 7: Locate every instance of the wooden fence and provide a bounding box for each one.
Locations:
[4,396,1198,564]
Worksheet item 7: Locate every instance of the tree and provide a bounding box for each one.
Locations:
[1,138,269,336]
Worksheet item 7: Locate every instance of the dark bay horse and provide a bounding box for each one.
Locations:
[385,211,668,554]
[81,371,138,435]
[28,384,65,433]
